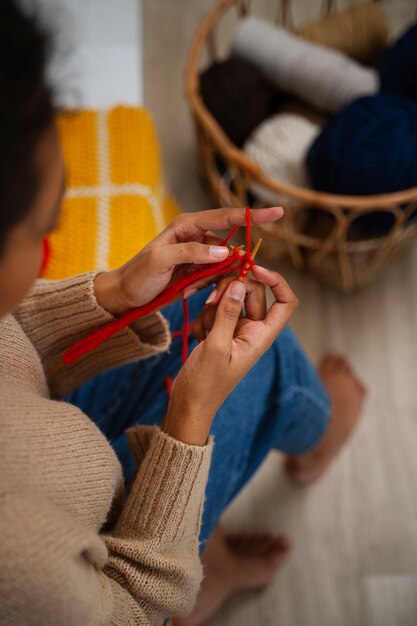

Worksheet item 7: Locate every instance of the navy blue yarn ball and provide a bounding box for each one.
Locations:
[306,94,417,197]
[380,24,417,101]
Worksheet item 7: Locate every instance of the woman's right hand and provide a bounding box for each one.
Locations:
[161,266,298,446]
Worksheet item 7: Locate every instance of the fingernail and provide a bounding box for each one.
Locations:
[229,281,246,301]
[205,288,217,304]
[270,206,284,216]
[184,287,198,299]
[209,245,228,259]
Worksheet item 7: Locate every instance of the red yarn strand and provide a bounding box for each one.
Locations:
[170,325,193,339]
[220,225,239,245]
[39,238,51,277]
[245,208,251,257]
[237,208,254,280]
[164,375,173,396]
[181,297,189,365]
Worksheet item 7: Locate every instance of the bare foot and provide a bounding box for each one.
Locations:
[172,527,292,626]
[285,354,366,485]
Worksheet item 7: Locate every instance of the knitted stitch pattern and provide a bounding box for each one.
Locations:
[43,106,180,279]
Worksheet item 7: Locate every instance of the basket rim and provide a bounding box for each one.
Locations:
[185,0,417,212]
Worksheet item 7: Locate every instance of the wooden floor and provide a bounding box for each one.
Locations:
[143,2,417,624]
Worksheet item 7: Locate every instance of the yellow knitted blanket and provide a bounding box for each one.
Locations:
[44,106,180,280]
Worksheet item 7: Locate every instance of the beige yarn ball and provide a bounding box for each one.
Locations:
[244,113,320,206]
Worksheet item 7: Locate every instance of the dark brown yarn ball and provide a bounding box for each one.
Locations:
[200,58,282,147]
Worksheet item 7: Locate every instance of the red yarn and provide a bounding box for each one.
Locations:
[181,297,189,365]
[39,238,51,277]
[239,208,254,280]
[170,325,193,339]
[62,208,253,367]
[245,207,251,255]
[165,375,173,396]
[222,224,239,245]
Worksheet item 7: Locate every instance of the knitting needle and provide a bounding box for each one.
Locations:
[238,238,262,282]
[250,237,262,260]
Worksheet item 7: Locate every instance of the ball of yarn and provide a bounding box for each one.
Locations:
[295,2,389,65]
[200,58,280,147]
[306,94,417,196]
[244,113,320,205]
[380,25,417,101]
[231,17,378,114]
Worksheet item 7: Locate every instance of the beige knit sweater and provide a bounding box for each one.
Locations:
[0,272,213,626]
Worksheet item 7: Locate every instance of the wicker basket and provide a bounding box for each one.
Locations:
[185,0,417,292]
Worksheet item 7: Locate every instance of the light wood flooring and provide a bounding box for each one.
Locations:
[143,2,417,624]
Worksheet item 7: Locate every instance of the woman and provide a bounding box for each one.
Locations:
[0,2,365,625]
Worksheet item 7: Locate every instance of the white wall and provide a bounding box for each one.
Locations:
[37,0,143,108]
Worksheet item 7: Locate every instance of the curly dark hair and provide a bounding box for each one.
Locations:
[0,0,55,252]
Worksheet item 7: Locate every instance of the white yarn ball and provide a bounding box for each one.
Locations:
[244,113,320,206]
[232,16,378,113]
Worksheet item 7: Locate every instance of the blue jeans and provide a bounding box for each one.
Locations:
[66,289,331,548]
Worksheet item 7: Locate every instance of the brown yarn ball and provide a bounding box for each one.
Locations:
[200,57,282,147]
[295,2,389,65]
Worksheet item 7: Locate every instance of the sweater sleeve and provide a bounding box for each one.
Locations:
[0,427,213,626]
[13,272,171,398]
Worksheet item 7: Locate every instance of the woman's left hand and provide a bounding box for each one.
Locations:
[93,207,283,315]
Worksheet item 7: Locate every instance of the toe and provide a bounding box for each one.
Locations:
[226,534,270,554]
[319,353,347,374]
[319,353,338,370]
[335,356,351,372]
[227,534,292,589]
[226,533,292,558]
[354,376,367,396]
[319,353,355,373]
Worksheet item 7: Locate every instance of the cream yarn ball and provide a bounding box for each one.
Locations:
[244,113,320,205]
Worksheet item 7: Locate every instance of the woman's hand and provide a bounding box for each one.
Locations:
[192,273,267,342]
[93,207,283,315]
[161,266,298,446]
